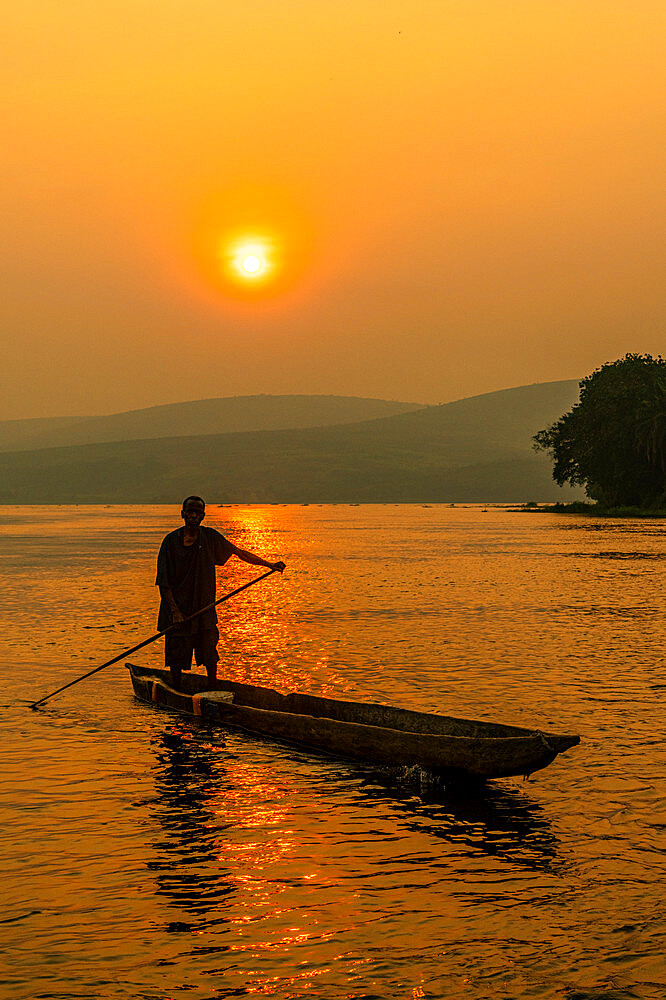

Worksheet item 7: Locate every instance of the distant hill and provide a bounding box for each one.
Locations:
[0,380,582,503]
[0,395,423,452]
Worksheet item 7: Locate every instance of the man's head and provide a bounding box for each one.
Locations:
[181,495,205,527]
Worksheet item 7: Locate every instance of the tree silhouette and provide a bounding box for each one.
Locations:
[534,354,666,508]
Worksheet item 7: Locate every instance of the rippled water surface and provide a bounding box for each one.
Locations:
[1,505,665,999]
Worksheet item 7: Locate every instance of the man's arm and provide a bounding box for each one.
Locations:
[227,543,285,573]
[156,539,185,622]
[158,585,184,622]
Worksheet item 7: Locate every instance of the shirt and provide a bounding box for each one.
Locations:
[156,525,234,633]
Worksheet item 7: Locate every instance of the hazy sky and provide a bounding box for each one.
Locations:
[3,1,664,419]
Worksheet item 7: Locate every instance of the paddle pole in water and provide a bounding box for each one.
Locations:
[29,567,279,710]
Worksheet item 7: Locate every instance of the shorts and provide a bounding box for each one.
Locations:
[165,627,219,670]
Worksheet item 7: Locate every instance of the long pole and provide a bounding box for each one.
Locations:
[29,567,278,709]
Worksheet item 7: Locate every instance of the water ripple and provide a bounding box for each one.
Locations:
[1,505,665,999]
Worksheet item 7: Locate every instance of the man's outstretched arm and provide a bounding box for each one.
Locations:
[228,543,285,573]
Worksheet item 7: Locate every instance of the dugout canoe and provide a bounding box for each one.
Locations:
[127,663,580,781]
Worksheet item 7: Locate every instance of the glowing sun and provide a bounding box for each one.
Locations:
[197,183,313,301]
[228,239,272,282]
[241,254,261,274]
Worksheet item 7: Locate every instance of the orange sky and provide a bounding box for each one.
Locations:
[3,1,664,418]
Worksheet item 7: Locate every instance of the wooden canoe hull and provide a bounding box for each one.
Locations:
[127,664,579,781]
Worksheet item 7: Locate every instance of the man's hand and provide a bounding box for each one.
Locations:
[171,608,185,623]
[272,561,286,574]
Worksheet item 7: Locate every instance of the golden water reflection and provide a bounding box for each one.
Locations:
[2,505,666,998]
[144,704,566,998]
[150,723,333,957]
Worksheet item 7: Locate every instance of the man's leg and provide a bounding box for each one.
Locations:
[165,633,192,691]
[196,627,220,688]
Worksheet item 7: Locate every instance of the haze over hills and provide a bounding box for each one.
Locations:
[0,380,582,503]
[0,395,423,453]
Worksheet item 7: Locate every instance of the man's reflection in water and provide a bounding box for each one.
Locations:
[147,724,235,937]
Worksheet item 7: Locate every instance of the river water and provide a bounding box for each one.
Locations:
[1,505,664,1000]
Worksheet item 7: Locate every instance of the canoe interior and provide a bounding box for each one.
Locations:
[127,662,579,752]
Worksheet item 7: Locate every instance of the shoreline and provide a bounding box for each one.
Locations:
[515,501,666,519]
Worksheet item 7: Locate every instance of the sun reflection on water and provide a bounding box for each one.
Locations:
[3,505,666,999]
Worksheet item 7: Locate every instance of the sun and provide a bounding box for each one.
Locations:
[241,254,262,274]
[196,185,315,302]
[226,238,273,284]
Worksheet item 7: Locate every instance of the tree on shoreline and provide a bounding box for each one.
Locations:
[533,354,666,508]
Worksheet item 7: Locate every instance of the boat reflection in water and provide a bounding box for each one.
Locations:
[355,768,561,872]
[145,714,561,948]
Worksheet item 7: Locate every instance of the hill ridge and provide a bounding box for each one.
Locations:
[0,380,582,503]
[0,394,425,454]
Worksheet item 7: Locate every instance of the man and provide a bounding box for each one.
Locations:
[156,496,285,689]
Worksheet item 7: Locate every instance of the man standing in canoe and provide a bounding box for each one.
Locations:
[156,496,285,690]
